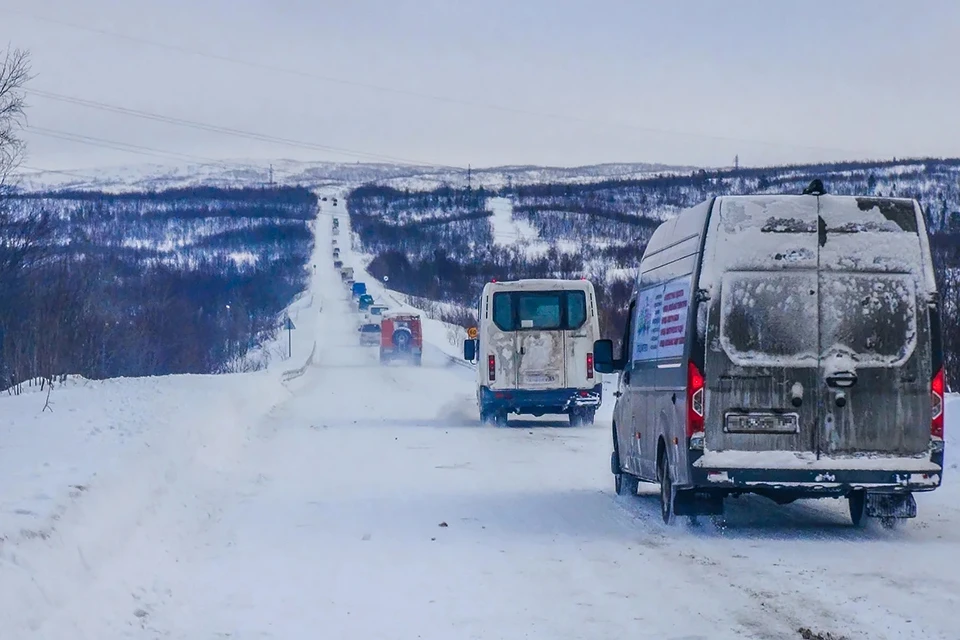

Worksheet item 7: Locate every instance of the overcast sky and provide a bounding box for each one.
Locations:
[4,0,959,173]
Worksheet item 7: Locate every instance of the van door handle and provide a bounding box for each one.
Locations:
[671,393,677,405]
[520,346,525,355]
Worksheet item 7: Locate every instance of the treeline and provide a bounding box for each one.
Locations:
[508,158,960,233]
[349,159,960,384]
[0,186,316,390]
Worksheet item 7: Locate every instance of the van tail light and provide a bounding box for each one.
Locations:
[932,366,945,439]
[586,353,594,380]
[687,360,705,439]
[488,355,496,382]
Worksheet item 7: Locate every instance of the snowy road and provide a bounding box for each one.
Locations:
[2,196,959,640]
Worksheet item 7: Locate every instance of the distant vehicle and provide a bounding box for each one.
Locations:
[333,217,339,227]
[364,304,390,323]
[345,278,354,289]
[334,260,343,270]
[332,227,340,236]
[322,196,328,201]
[357,293,375,312]
[340,267,354,281]
[351,281,367,299]
[357,322,381,346]
[332,239,337,246]
[463,278,601,427]
[594,182,946,526]
[333,248,341,258]
[381,313,423,366]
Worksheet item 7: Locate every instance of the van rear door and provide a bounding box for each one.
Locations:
[512,291,566,389]
[703,196,931,458]
[816,196,929,455]
[562,287,594,389]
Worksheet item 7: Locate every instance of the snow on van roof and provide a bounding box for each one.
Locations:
[484,278,595,290]
[698,195,933,296]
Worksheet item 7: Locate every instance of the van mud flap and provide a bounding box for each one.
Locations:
[673,489,724,517]
[865,492,917,519]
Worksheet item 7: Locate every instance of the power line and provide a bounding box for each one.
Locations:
[26,88,458,168]
[3,7,888,157]
[26,125,225,164]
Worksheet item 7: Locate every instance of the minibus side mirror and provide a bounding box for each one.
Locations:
[593,339,622,373]
[463,339,477,362]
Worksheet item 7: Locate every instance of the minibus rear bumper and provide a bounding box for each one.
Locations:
[480,384,602,415]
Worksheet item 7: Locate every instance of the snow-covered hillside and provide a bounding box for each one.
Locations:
[14,159,693,194]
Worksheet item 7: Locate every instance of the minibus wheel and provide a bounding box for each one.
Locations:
[659,453,676,525]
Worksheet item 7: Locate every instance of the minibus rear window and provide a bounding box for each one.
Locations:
[492,291,588,331]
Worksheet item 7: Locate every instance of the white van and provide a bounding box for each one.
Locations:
[463,279,602,426]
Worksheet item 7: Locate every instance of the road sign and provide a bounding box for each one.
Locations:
[467,327,478,339]
[283,316,296,358]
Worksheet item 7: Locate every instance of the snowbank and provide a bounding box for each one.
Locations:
[0,370,291,634]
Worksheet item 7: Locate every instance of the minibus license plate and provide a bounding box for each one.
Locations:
[524,372,557,384]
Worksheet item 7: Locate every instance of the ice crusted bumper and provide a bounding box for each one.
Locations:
[480,384,602,414]
[691,450,943,493]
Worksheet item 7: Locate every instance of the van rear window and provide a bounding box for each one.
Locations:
[492,291,588,331]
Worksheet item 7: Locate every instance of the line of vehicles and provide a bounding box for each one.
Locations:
[331,218,423,367]
[459,182,946,527]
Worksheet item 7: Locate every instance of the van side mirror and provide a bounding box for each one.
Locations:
[593,339,622,373]
[463,339,477,362]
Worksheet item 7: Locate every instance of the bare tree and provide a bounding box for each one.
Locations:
[0,47,31,191]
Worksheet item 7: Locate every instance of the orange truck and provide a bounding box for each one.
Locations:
[380,312,423,366]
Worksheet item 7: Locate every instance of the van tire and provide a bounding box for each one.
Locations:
[659,452,675,525]
[481,408,507,427]
[615,471,639,496]
[569,408,596,427]
[848,490,866,527]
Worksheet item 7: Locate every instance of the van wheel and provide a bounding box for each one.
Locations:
[569,408,596,427]
[848,490,866,527]
[481,409,507,427]
[659,453,676,525]
[615,470,639,496]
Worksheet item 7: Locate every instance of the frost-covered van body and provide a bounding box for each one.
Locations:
[596,187,945,525]
[467,279,601,426]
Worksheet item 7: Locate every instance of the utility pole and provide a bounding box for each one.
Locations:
[467,164,472,191]
[734,154,739,171]
[268,164,275,187]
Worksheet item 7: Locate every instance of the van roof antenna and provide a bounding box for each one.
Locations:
[803,179,827,196]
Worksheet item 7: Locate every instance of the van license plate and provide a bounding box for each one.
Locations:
[724,413,799,434]
[524,372,557,384]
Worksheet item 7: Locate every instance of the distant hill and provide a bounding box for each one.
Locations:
[14,159,693,193]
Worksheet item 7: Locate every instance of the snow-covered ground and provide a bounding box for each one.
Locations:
[1,192,959,639]
[488,196,542,247]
